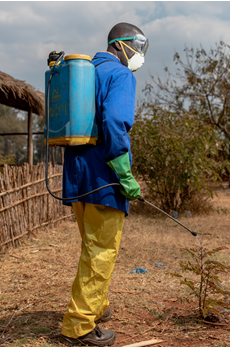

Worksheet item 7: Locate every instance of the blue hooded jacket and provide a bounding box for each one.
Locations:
[62,52,137,215]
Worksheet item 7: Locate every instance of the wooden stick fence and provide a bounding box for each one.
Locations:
[0,162,75,250]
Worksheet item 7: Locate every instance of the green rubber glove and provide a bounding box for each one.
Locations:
[107,152,141,201]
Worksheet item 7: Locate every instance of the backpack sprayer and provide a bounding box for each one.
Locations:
[45,51,121,201]
[45,51,197,237]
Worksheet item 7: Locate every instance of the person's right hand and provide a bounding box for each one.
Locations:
[119,174,141,201]
[107,152,141,201]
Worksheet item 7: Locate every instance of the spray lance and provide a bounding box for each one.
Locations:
[138,193,197,237]
[45,51,197,238]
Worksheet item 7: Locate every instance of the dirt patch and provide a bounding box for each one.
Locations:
[0,183,229,347]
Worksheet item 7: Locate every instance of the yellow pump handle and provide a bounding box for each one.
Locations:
[49,61,61,67]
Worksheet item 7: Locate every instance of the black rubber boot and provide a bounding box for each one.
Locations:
[61,326,116,346]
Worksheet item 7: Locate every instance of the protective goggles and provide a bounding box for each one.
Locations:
[108,34,149,56]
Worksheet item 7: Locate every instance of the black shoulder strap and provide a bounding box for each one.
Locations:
[94,61,113,67]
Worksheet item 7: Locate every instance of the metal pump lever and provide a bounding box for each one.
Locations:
[138,196,197,237]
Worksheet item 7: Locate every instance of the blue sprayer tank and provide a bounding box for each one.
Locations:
[44,54,98,146]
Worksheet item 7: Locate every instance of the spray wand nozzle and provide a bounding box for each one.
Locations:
[138,191,197,237]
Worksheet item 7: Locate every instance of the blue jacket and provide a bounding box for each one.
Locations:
[62,52,137,215]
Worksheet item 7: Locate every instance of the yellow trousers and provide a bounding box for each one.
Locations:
[62,202,125,338]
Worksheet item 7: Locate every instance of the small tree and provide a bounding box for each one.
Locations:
[169,243,230,319]
[144,42,230,157]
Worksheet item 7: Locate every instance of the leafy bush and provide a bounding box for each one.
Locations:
[169,242,230,318]
[0,105,27,164]
[130,107,228,213]
[0,154,16,165]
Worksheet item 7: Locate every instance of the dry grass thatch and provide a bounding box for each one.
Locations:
[0,70,45,117]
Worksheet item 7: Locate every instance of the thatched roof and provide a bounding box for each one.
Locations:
[0,71,45,117]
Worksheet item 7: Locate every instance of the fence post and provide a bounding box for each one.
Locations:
[28,107,33,166]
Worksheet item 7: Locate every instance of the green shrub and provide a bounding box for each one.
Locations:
[130,107,228,213]
[0,154,16,165]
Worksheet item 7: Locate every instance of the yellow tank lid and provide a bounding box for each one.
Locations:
[64,54,91,62]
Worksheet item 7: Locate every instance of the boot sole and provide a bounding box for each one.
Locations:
[61,334,116,346]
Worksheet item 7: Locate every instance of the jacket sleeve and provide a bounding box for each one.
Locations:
[101,71,136,162]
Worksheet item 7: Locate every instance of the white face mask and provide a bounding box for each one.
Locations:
[127,53,145,72]
[119,41,145,72]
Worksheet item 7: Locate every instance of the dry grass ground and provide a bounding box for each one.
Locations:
[0,183,229,347]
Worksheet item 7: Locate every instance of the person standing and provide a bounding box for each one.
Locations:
[61,22,149,346]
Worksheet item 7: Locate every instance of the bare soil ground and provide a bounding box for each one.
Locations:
[0,183,230,347]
